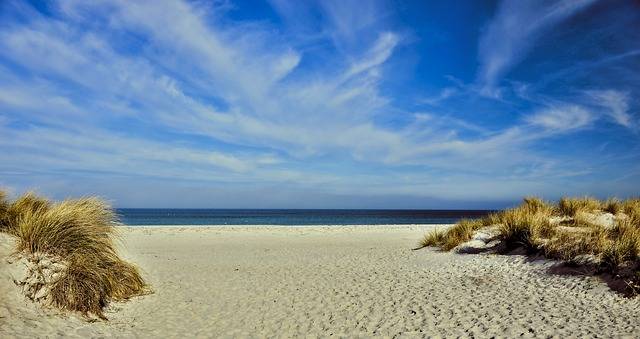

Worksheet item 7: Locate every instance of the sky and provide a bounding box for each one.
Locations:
[0,0,639,209]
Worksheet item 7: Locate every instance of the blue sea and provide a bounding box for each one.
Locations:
[116,209,493,226]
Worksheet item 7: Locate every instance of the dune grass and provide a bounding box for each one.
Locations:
[521,196,555,215]
[557,196,601,217]
[0,190,148,319]
[1,192,50,234]
[417,219,484,251]
[419,196,640,295]
[544,226,608,261]
[622,199,640,221]
[418,228,446,249]
[602,218,640,270]
[602,198,623,215]
[497,206,554,252]
[0,190,7,232]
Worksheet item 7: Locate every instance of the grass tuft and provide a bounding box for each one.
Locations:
[418,219,484,251]
[0,190,8,232]
[418,196,640,296]
[480,212,501,227]
[544,226,608,261]
[497,206,553,251]
[571,211,601,228]
[1,192,51,234]
[557,196,601,217]
[14,197,118,257]
[0,192,148,319]
[417,229,446,249]
[622,198,640,221]
[522,196,554,215]
[602,198,623,215]
[441,219,484,251]
[602,218,640,270]
[50,253,147,318]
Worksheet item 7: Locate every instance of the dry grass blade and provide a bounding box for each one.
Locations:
[558,196,601,217]
[603,198,623,215]
[416,219,484,251]
[417,229,446,249]
[1,192,50,235]
[602,218,640,270]
[480,212,501,227]
[495,198,555,251]
[416,195,640,296]
[0,190,8,232]
[522,196,554,215]
[441,219,484,251]
[0,192,148,319]
[15,197,118,257]
[498,209,542,251]
[104,257,148,301]
[50,253,149,319]
[571,211,601,228]
[621,198,640,221]
[545,226,608,261]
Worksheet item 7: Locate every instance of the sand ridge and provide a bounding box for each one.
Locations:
[1,225,639,338]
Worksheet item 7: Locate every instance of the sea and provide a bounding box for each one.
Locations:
[116,209,494,226]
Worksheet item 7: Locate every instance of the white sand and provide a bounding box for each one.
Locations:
[1,225,639,338]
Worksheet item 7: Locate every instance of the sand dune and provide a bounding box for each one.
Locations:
[2,225,639,338]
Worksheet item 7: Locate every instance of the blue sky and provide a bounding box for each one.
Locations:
[0,0,638,208]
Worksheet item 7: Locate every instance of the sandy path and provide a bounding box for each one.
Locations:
[1,225,639,338]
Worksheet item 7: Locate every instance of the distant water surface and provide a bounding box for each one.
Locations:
[117,209,494,226]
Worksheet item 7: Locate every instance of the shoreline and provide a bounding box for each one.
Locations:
[119,224,450,229]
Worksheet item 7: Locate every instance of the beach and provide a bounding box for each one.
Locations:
[2,225,639,338]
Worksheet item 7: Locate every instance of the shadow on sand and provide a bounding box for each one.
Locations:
[418,244,639,297]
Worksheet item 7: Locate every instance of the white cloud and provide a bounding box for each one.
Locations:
[0,124,258,174]
[318,0,390,50]
[344,32,399,79]
[0,1,411,177]
[526,105,594,132]
[420,87,457,106]
[478,0,597,94]
[585,90,633,128]
[1,0,635,205]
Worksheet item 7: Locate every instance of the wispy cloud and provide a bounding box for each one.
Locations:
[344,32,399,79]
[0,1,406,180]
[419,87,458,106]
[585,90,634,128]
[526,105,594,132]
[477,0,598,94]
[0,0,638,207]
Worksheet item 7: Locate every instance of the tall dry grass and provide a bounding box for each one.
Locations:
[418,196,640,295]
[602,218,640,270]
[1,192,50,234]
[0,190,8,232]
[418,197,554,252]
[14,197,117,256]
[521,196,554,215]
[622,199,640,221]
[417,228,446,249]
[602,198,623,215]
[497,207,554,252]
[417,219,483,251]
[480,212,501,227]
[544,226,608,261]
[0,190,148,319]
[557,196,601,216]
